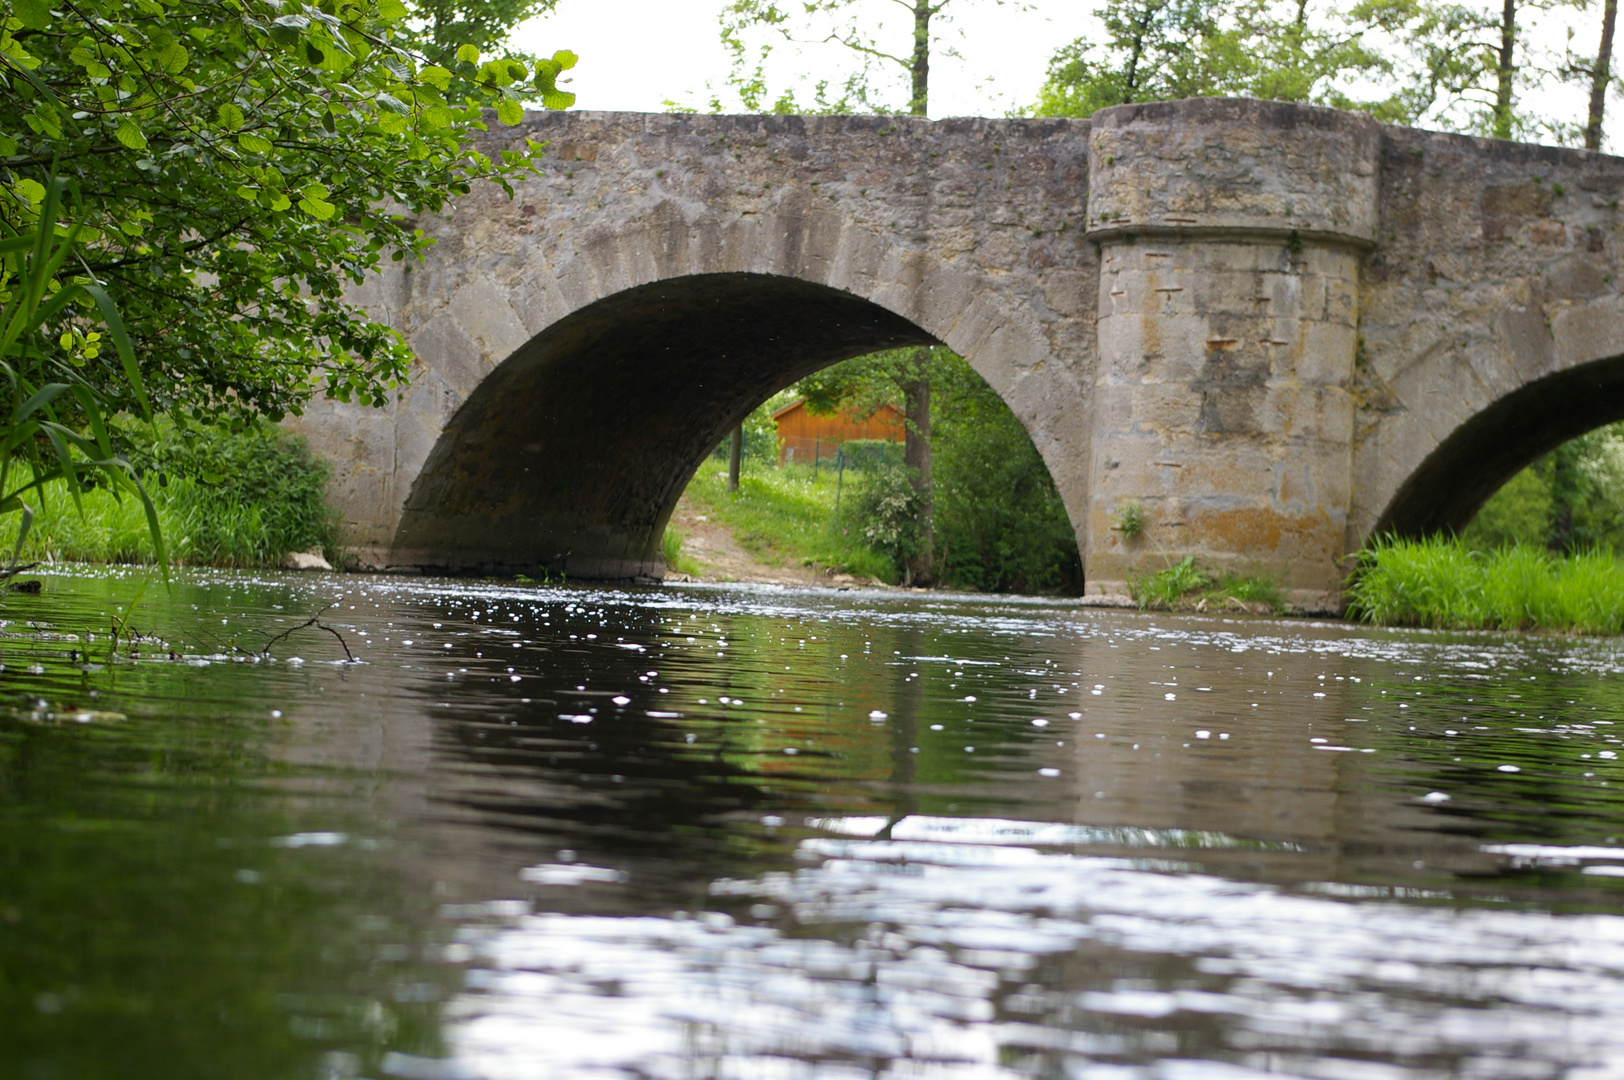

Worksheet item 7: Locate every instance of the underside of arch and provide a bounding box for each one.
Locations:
[1374,353,1624,539]
[390,273,935,578]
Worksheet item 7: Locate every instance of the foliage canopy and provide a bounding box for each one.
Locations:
[407,0,561,98]
[1031,0,1388,120]
[1,0,575,426]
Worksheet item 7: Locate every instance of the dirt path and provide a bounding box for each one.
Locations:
[665,493,872,588]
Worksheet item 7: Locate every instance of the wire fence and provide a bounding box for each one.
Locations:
[779,436,903,469]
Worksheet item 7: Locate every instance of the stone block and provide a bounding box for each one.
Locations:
[1293,319,1357,386]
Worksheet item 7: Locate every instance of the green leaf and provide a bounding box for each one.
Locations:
[552,49,579,71]
[377,0,408,17]
[496,97,523,125]
[535,57,577,111]
[115,119,149,150]
[14,0,49,30]
[298,196,336,220]
[83,282,152,421]
[455,44,480,64]
[14,178,45,209]
[234,185,258,202]
[418,65,452,91]
[375,92,408,114]
[237,132,273,153]
[154,41,189,75]
[16,383,71,423]
[217,102,245,131]
[69,47,111,79]
[269,13,309,46]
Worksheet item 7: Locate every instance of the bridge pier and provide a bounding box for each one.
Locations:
[1082,100,1380,604]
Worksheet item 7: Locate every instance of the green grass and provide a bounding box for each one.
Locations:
[661,525,703,578]
[0,417,336,569]
[1346,536,1624,634]
[1129,555,1284,613]
[679,461,896,582]
[10,474,329,568]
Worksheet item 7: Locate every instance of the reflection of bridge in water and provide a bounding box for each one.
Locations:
[293,97,1624,605]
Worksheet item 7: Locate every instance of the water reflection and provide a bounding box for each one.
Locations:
[2,571,1624,1078]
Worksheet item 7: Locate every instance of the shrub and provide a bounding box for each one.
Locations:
[848,462,921,569]
[929,357,1081,593]
[21,418,334,567]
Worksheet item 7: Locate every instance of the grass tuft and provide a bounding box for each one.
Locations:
[1130,555,1209,608]
[661,526,702,578]
[1129,555,1283,613]
[1346,536,1624,634]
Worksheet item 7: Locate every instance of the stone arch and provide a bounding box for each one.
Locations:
[1360,295,1624,539]
[384,207,1091,578]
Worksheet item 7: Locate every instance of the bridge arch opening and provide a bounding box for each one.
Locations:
[391,271,1051,580]
[1373,353,1624,541]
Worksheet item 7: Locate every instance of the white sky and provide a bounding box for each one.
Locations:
[512,0,1095,119]
[512,0,1613,149]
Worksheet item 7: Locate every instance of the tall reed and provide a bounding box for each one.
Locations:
[18,476,303,567]
[1346,536,1624,634]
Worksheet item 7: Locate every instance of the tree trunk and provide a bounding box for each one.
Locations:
[727,425,742,493]
[910,1,931,114]
[903,348,933,586]
[1589,0,1619,151]
[1548,443,1583,554]
[1494,0,1516,139]
[1122,1,1155,103]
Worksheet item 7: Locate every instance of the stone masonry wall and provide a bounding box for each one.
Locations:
[289,99,1624,601]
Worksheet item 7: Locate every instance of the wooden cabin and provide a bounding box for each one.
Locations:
[770,398,905,466]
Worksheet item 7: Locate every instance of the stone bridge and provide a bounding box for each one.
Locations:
[291,97,1624,604]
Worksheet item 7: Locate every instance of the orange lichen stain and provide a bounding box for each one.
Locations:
[1192,507,1334,554]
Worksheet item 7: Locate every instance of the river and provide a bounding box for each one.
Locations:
[3,567,1624,1079]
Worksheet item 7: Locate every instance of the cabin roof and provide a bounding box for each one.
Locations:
[769,398,902,422]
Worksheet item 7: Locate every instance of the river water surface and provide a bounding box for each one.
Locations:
[5,568,1624,1079]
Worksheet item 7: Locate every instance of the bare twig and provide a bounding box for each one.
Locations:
[260,603,357,662]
